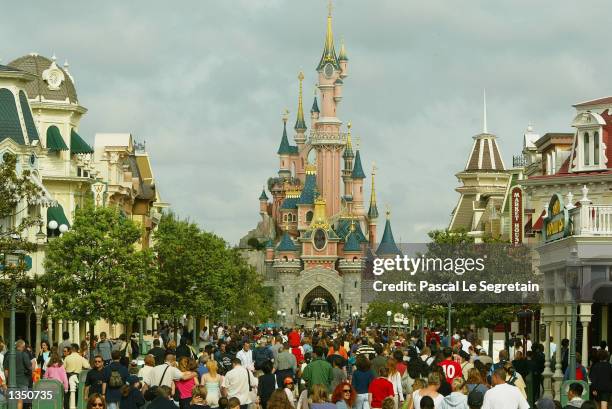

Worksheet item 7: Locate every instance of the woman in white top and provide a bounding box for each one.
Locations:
[408,373,444,409]
[138,354,156,387]
[386,359,404,409]
[202,360,225,408]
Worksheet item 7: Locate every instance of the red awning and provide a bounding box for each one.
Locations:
[532,210,546,231]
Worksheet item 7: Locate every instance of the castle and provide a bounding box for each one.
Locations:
[241,5,401,326]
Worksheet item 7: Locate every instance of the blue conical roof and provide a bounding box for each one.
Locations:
[376,217,401,256]
[352,151,366,179]
[277,121,297,155]
[344,229,361,252]
[298,173,317,205]
[259,189,269,201]
[276,232,297,252]
[311,96,319,113]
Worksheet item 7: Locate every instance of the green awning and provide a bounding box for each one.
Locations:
[46,126,68,151]
[47,205,70,228]
[70,129,94,154]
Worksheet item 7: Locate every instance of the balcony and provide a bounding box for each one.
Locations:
[572,204,612,236]
[309,130,347,146]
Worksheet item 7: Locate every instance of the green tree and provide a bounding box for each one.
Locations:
[42,204,152,357]
[150,213,273,336]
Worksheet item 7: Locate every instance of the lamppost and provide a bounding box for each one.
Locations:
[5,250,25,409]
[277,310,282,327]
[402,303,409,335]
[567,250,582,380]
[282,310,286,328]
[249,310,254,325]
[386,310,392,337]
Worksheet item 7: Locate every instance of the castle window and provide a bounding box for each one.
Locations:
[584,132,590,166]
[354,281,358,288]
[594,132,600,165]
[306,211,313,222]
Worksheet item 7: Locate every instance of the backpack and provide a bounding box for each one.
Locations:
[108,369,124,388]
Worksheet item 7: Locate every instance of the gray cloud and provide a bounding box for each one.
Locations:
[2,0,611,244]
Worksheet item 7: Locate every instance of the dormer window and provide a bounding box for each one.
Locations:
[583,132,590,166]
[594,132,600,165]
[571,110,606,172]
[580,131,602,168]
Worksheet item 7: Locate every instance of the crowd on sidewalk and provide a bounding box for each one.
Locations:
[1,322,612,409]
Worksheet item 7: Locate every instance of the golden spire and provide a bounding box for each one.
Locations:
[317,0,339,70]
[295,71,306,131]
[367,162,379,220]
[343,121,354,159]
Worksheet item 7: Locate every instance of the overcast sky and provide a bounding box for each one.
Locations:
[3,1,610,245]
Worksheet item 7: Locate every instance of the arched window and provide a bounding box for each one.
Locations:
[306,211,313,222]
[584,132,590,166]
[283,214,288,222]
[594,132,600,165]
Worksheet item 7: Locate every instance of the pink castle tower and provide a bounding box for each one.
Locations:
[312,4,347,217]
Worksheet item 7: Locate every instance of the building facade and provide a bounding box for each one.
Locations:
[0,53,166,348]
[241,7,400,327]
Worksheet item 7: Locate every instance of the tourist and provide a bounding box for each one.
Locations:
[44,352,69,392]
[85,355,106,398]
[330,355,347,392]
[176,357,200,409]
[177,338,195,361]
[417,396,434,409]
[137,355,155,393]
[96,332,114,365]
[202,360,224,408]
[119,375,144,409]
[409,372,444,409]
[283,376,297,407]
[303,347,333,392]
[59,331,72,354]
[237,341,254,372]
[310,384,336,409]
[466,368,487,395]
[257,361,276,409]
[589,349,612,409]
[439,378,469,409]
[563,382,585,408]
[148,339,166,366]
[481,367,528,409]
[332,381,356,409]
[222,358,252,409]
[147,351,197,391]
[430,365,451,397]
[370,344,387,377]
[268,389,294,409]
[438,347,463,384]
[166,339,177,356]
[368,367,394,409]
[87,393,107,409]
[228,397,241,409]
[352,355,374,409]
[564,353,588,381]
[386,358,403,408]
[404,379,425,409]
[276,343,297,388]
[190,384,209,408]
[147,385,176,409]
[36,340,51,375]
[103,350,130,409]
[466,390,483,409]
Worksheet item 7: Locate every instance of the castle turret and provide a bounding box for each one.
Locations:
[352,147,366,215]
[259,187,269,214]
[294,71,307,148]
[338,39,348,78]
[376,210,401,257]
[277,111,294,179]
[342,123,354,209]
[311,91,320,127]
[367,164,379,247]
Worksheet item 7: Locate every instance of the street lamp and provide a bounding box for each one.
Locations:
[282,311,286,327]
[403,318,409,335]
[567,250,582,380]
[4,250,25,408]
[402,303,409,334]
[277,310,282,327]
[386,310,392,337]
[249,310,254,325]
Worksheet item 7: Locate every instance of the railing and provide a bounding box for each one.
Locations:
[309,130,347,145]
[572,204,612,235]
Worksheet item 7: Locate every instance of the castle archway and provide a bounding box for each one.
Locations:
[301,286,337,316]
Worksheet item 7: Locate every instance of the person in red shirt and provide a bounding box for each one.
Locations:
[393,350,407,376]
[368,367,395,409]
[437,347,462,384]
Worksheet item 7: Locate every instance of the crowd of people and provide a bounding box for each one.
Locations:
[2,322,612,409]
